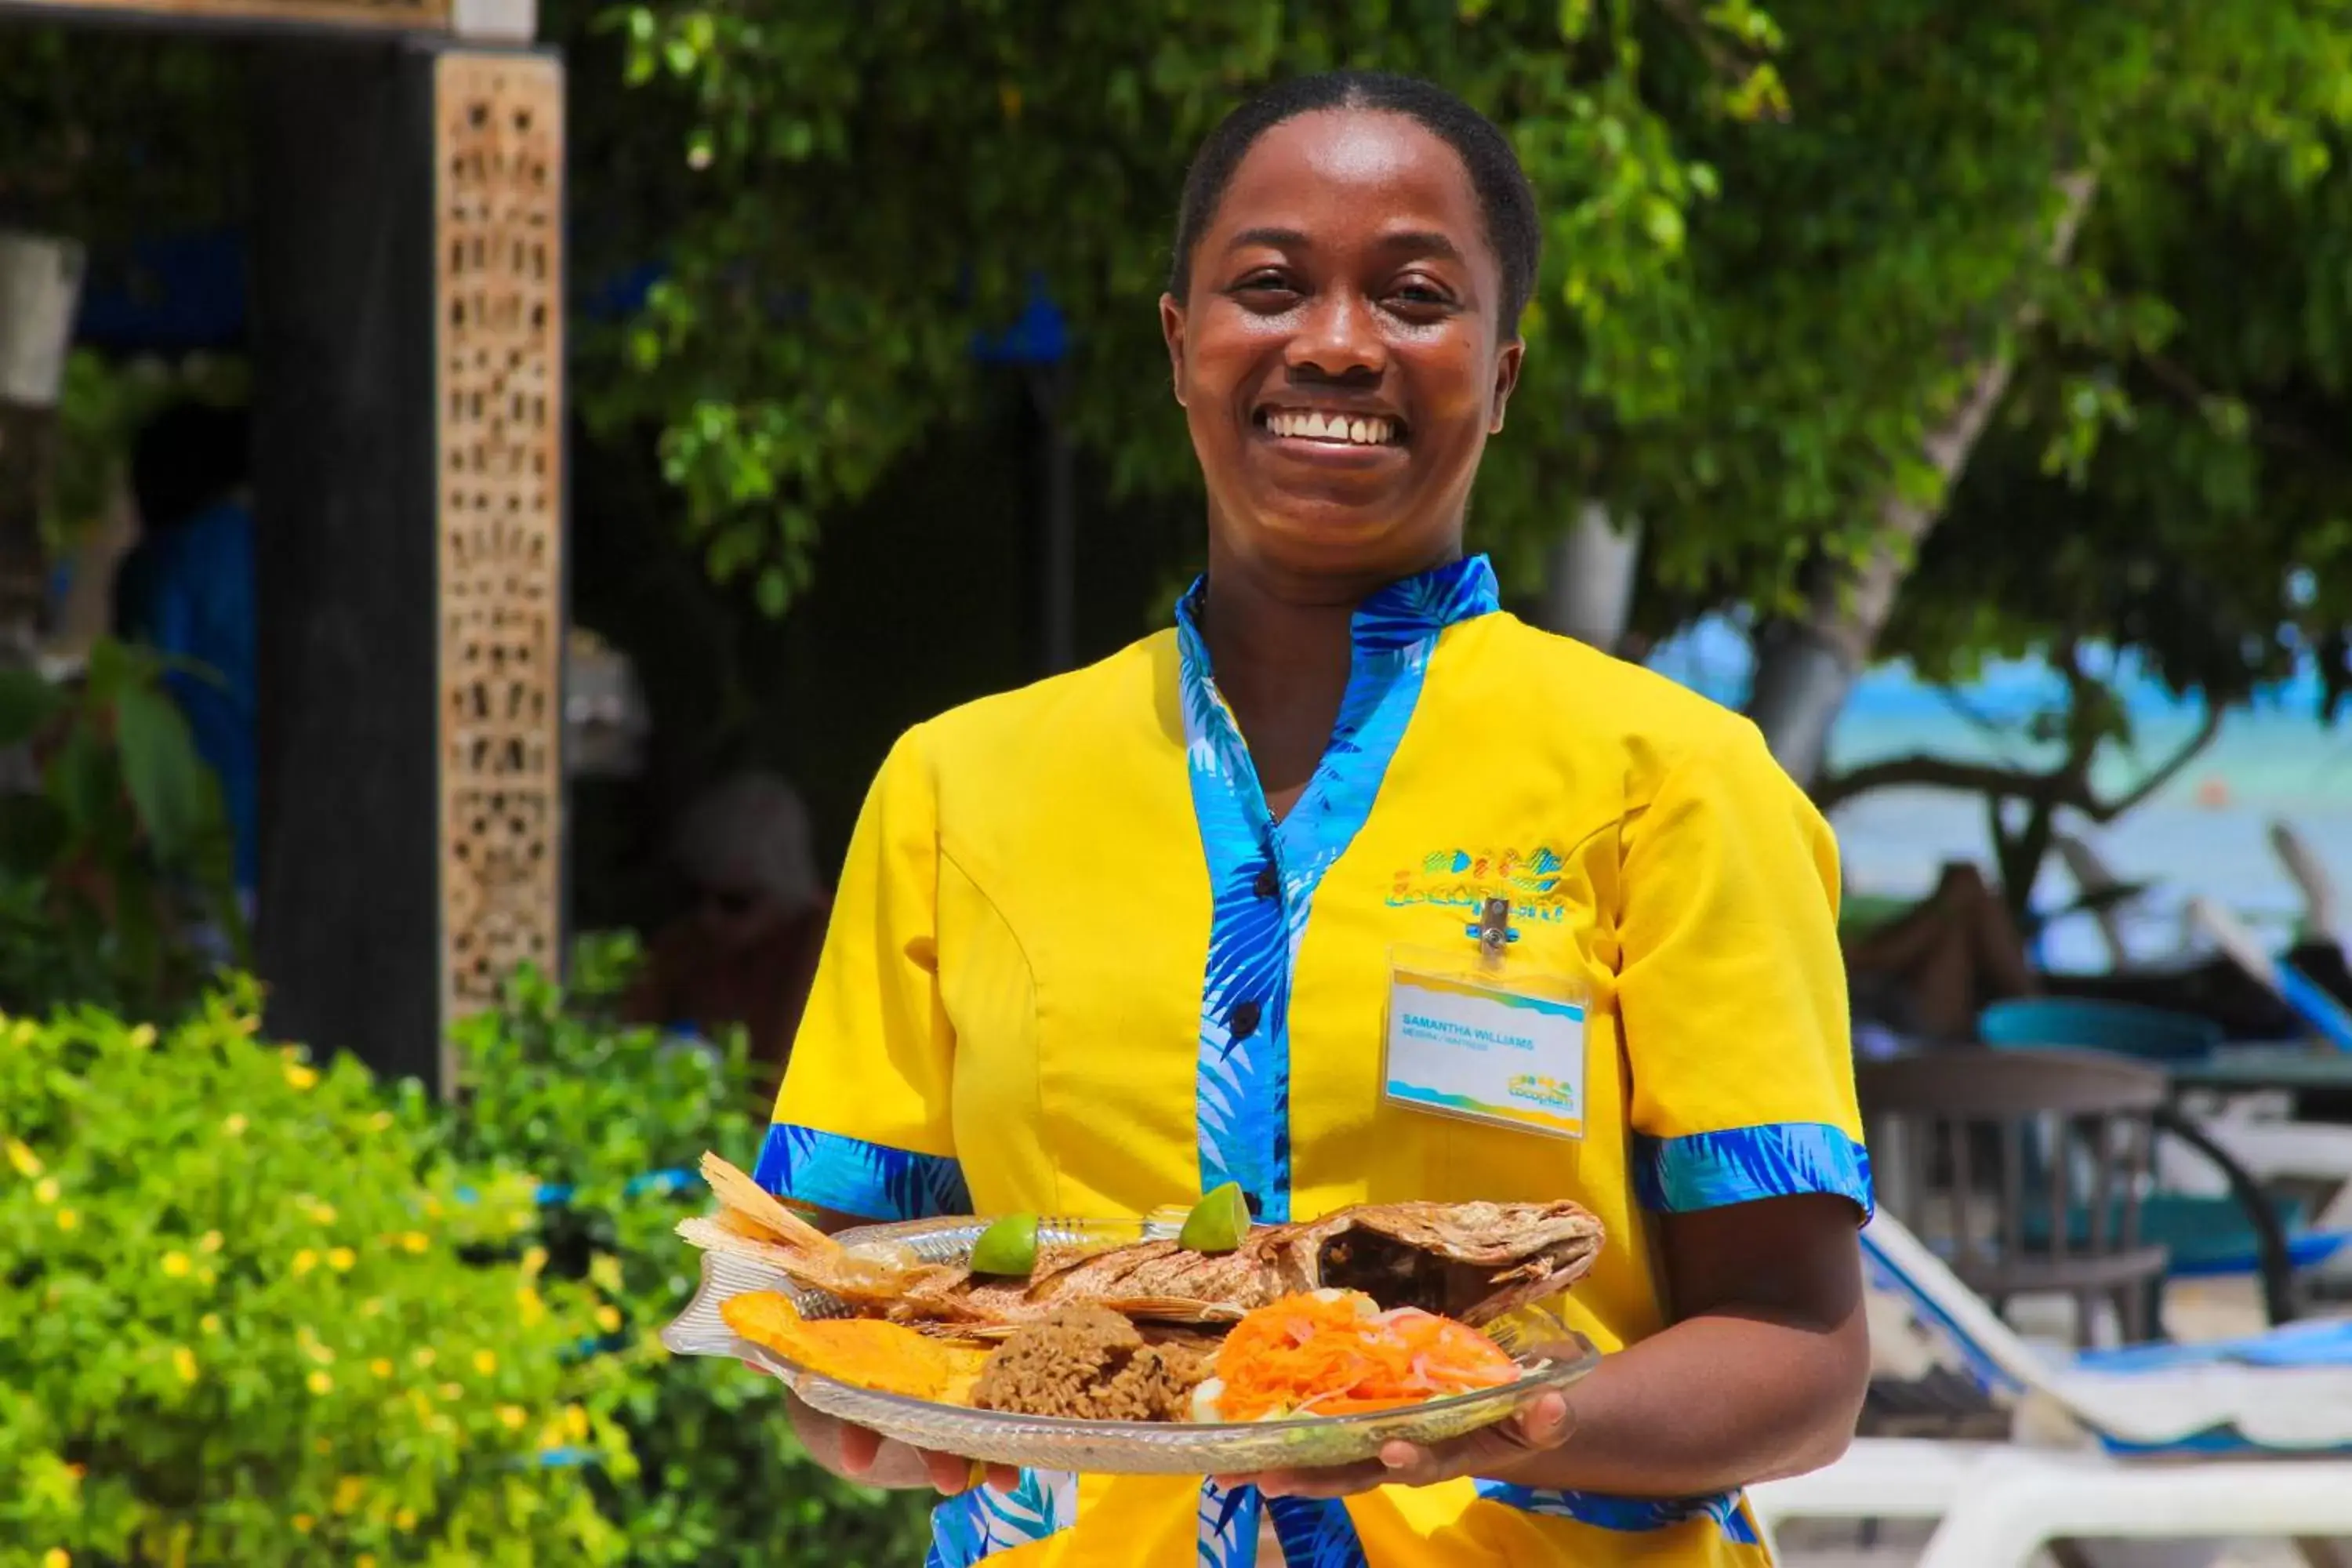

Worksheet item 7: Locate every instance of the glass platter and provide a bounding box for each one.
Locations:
[662,1214,1602,1475]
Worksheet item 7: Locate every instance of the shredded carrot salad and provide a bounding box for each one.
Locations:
[1203,1290,1519,1421]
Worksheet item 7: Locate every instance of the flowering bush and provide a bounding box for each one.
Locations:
[0,978,633,1566]
[446,938,931,1567]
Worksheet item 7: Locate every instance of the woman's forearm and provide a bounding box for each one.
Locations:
[1489,1310,1867,1497]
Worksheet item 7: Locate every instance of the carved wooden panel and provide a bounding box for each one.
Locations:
[434,50,564,1052]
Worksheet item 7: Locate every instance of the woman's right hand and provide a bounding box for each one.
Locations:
[783,1385,984,1494]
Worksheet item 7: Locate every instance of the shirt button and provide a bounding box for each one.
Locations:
[1229,1000,1262,1040]
[1252,866,1279,899]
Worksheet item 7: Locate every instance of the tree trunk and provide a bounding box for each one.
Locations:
[1538,501,1642,655]
[1746,173,2097,786]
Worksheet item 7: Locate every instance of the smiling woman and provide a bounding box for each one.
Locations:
[747,71,1871,1568]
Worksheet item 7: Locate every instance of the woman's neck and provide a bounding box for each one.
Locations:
[1196,539,1456,819]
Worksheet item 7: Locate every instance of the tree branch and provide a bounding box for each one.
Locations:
[1813,753,2071,815]
[1812,699,2223,821]
[1650,0,1762,86]
[2081,702,2223,823]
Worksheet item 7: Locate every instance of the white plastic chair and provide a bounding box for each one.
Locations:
[1748,1210,2352,1566]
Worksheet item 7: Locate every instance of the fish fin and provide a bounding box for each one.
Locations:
[700,1150,840,1254]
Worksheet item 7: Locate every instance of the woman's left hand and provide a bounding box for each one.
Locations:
[1216,1388,1574,1500]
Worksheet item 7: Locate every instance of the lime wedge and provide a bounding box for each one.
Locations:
[1178,1181,1250,1254]
[969,1212,1040,1277]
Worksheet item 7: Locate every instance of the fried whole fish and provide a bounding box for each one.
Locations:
[680,1153,1604,1334]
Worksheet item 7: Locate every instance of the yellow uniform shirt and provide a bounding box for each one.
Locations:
[762,557,1869,1567]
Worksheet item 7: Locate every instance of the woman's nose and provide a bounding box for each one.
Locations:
[1283,289,1385,383]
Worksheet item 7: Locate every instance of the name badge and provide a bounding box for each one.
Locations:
[1384,931,1588,1140]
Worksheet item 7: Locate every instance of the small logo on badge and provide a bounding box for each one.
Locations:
[1506,1073,1577,1112]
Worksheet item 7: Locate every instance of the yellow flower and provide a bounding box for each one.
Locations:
[291,1514,314,1534]
[497,1403,528,1430]
[357,1557,377,1568]
[369,1358,393,1378]
[328,1247,356,1272]
[589,1254,623,1292]
[399,1231,429,1254]
[333,1475,367,1513]
[172,1346,198,1383]
[394,1508,417,1531]
[199,1314,221,1335]
[161,1251,191,1279]
[126,1023,156,1050]
[221,1113,247,1137]
[198,1229,222,1254]
[284,1062,318,1091]
[412,1346,436,1369]
[515,1286,545,1326]
[308,1202,338,1226]
[521,1244,548,1279]
[307,1370,333,1396]
[292,1249,318,1277]
[361,1295,386,1316]
[6,1138,42,1178]
[367,1110,394,1132]
[564,1403,590,1441]
[472,1349,497,1376]
[55,1208,77,1232]
[42,1551,68,1568]
[307,1341,335,1366]
[594,1305,622,1334]
[439,1381,464,1402]
[33,1177,57,1204]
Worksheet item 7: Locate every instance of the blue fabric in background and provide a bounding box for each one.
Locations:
[115,497,259,895]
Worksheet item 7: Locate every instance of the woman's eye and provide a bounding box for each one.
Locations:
[1232,271,1298,300]
[1390,281,1451,309]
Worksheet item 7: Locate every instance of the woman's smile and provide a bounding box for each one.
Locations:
[1253,403,1408,460]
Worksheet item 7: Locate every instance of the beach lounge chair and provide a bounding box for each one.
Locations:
[1745,1210,2352,1566]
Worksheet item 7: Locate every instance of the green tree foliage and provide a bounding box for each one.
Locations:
[591,0,2352,732]
[582,0,1776,612]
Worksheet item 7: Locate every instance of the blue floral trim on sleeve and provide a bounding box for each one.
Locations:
[752,1122,972,1222]
[1633,1122,1873,1219]
[1475,1482,1761,1544]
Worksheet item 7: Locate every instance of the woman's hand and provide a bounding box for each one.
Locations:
[771,1374,982,1494]
[1216,1388,1574,1500]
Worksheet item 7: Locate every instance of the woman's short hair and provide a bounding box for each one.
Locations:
[1167,70,1543,336]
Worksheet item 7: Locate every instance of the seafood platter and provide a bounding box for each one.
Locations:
[661,1154,1607,1473]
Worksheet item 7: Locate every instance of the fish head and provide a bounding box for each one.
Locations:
[1283,1200,1605,1324]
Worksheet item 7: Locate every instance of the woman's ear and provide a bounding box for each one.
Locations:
[1160,293,1189,408]
[1489,337,1525,434]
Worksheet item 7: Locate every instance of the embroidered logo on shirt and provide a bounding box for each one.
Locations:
[1387,847,1569,922]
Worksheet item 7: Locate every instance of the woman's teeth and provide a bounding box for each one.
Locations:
[1263,410,1399,447]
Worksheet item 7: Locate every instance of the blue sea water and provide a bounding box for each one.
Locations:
[1647,621,2352,971]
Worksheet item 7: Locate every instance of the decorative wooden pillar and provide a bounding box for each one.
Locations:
[252,39,564,1093]
[430,50,565,1081]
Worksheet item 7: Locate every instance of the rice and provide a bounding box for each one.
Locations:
[970,1305,1211,1421]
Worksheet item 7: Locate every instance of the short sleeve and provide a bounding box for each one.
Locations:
[1615,718,1872,1220]
[753,727,972,1221]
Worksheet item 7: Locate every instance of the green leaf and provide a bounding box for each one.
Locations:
[114,684,212,862]
[0,669,64,749]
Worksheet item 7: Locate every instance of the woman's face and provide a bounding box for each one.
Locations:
[1163,109,1523,594]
